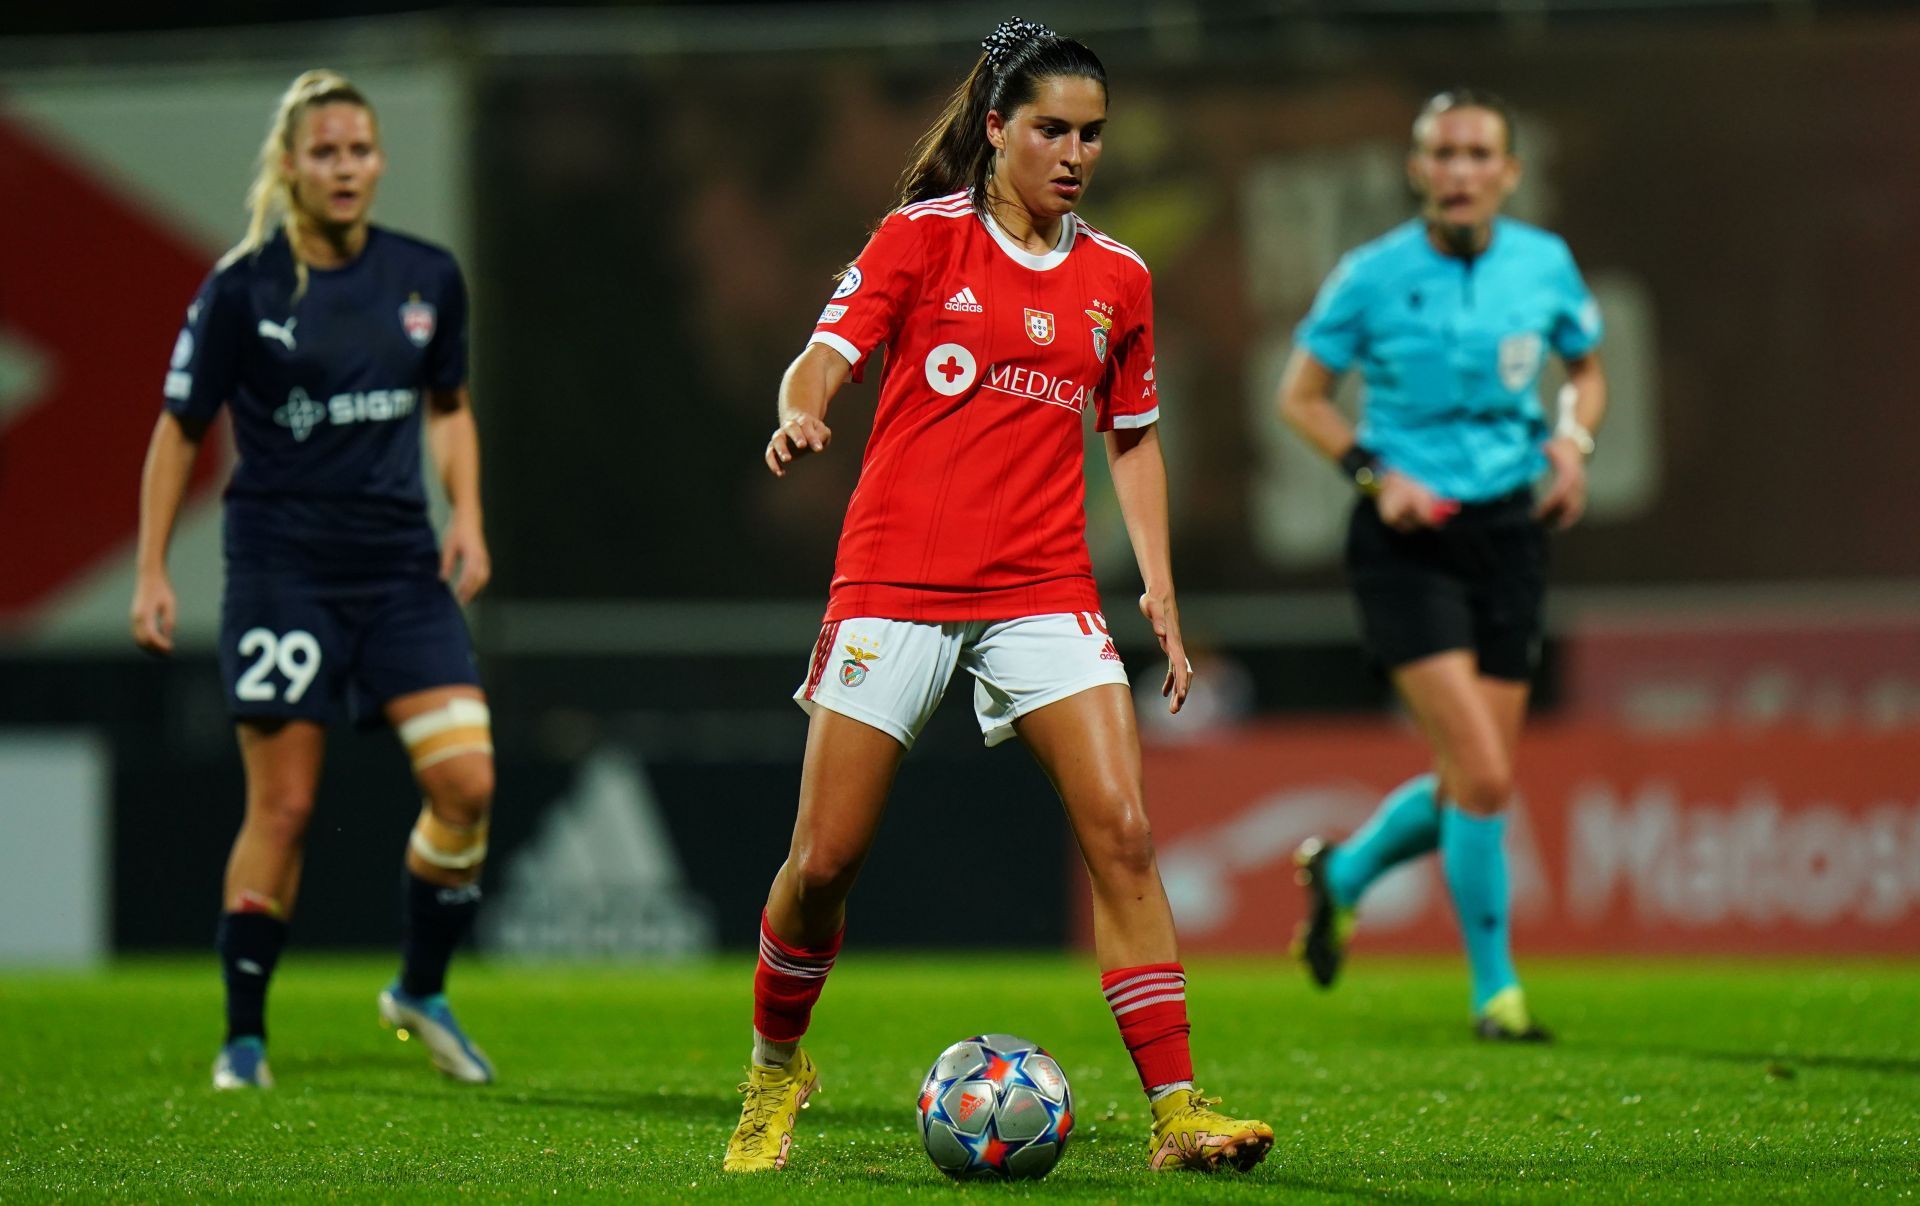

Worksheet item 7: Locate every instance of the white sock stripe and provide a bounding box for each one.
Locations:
[1111,990,1189,1016]
[1102,970,1185,1000]
[758,951,830,980]
[756,934,834,965]
[758,938,835,978]
[1107,980,1187,1011]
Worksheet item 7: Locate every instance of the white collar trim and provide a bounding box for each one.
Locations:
[979,209,1077,271]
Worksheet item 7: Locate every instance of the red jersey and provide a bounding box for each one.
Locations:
[807,191,1159,622]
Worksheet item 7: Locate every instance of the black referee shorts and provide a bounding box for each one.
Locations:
[1344,487,1547,682]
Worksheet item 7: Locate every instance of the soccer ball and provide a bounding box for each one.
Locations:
[916,1033,1073,1180]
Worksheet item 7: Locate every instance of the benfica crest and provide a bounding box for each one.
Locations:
[1085,306,1115,363]
[400,295,437,348]
[1024,308,1056,346]
[840,639,880,688]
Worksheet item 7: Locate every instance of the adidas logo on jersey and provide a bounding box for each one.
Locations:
[944,287,984,313]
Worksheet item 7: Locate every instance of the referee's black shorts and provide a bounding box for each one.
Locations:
[1344,487,1547,682]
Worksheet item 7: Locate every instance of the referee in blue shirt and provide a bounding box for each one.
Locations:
[1278,89,1608,1041]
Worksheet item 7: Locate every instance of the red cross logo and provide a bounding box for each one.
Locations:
[923,343,975,396]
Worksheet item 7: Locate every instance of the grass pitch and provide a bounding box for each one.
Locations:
[3,955,1917,1200]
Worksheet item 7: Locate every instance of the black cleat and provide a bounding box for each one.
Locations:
[1473,1016,1554,1043]
[1473,987,1553,1043]
[1289,837,1353,989]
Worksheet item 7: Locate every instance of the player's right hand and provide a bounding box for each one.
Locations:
[1376,471,1457,532]
[130,571,178,656]
[766,412,831,476]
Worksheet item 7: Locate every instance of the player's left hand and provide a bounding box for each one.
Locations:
[1536,436,1589,530]
[441,517,492,604]
[1139,590,1192,715]
[766,412,832,476]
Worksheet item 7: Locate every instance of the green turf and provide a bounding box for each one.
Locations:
[3,955,1917,1199]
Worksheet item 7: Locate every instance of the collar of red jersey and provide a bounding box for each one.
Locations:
[979,209,1078,272]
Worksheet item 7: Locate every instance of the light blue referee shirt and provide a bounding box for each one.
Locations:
[1295,217,1603,502]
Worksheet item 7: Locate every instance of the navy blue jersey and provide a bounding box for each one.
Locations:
[163,227,468,578]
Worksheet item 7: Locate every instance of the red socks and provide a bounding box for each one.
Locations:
[753,911,842,1043]
[1101,962,1192,1091]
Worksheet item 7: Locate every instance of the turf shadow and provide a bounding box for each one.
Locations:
[1683,1048,1920,1077]
[1587,1042,1920,1078]
[342,1081,906,1128]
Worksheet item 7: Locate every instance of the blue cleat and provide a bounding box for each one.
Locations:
[212,1036,274,1090]
[379,983,495,1084]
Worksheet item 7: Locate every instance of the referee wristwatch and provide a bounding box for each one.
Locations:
[1554,384,1596,457]
[1555,416,1597,457]
[1339,444,1384,496]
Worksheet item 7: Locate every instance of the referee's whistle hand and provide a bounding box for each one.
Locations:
[1377,472,1450,532]
[1536,437,1588,530]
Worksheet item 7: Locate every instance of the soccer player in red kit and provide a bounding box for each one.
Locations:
[722,17,1273,1176]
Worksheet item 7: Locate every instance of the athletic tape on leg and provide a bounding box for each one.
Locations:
[409,804,490,871]
[398,698,493,771]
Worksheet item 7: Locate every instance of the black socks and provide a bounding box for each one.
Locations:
[399,871,481,998]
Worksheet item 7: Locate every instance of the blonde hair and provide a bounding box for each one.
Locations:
[220,69,376,298]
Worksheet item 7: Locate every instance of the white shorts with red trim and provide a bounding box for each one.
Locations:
[793,612,1130,750]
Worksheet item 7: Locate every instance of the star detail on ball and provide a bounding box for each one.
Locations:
[984,1047,1045,1093]
[956,1122,1016,1174]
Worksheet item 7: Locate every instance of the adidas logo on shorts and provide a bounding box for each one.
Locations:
[944,286,984,313]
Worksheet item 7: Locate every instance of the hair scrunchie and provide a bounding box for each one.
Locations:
[981,16,1055,70]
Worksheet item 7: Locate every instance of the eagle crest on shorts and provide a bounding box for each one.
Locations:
[840,638,880,688]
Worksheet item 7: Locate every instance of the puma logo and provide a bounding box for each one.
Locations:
[257,317,297,350]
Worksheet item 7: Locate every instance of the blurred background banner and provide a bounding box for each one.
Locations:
[0,2,1914,956]
[1078,721,1920,956]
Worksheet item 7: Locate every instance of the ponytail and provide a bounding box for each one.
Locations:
[220,69,376,300]
[892,17,1106,213]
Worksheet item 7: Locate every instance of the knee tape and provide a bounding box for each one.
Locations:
[410,804,490,871]
[398,698,493,772]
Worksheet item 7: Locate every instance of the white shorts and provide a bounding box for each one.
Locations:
[793,612,1131,750]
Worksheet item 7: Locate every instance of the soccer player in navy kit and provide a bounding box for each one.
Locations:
[131,71,498,1088]
[1277,90,1609,1040]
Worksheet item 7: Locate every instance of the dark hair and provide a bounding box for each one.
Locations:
[1413,88,1518,155]
[893,16,1106,212]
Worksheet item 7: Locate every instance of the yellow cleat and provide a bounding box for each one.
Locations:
[722,1048,819,1173]
[1147,1087,1274,1172]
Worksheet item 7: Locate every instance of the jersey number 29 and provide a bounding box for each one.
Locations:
[236,628,322,704]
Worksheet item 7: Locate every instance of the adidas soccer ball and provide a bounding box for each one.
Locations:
[916,1033,1073,1180]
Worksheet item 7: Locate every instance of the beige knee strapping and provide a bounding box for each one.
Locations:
[410,804,489,871]
[398,698,493,772]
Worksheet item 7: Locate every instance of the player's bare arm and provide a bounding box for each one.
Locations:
[129,411,209,656]
[426,385,490,602]
[1105,424,1191,713]
[766,341,849,476]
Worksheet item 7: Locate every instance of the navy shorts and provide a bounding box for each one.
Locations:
[1344,488,1547,682]
[218,571,481,727]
